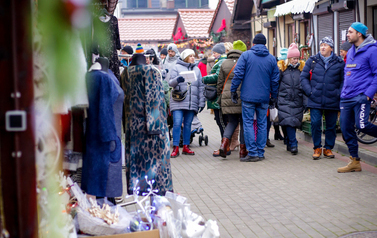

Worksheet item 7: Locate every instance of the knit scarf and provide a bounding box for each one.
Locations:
[320,52,333,69]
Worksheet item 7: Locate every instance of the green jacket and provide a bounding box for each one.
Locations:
[202,55,227,109]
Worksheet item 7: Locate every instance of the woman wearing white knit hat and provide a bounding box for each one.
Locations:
[169,49,205,158]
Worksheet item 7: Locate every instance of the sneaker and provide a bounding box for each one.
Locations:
[240,155,260,162]
[258,156,265,161]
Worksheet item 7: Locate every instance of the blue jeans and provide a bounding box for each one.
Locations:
[172,110,195,146]
[286,126,297,148]
[340,94,377,157]
[310,108,338,150]
[242,101,268,157]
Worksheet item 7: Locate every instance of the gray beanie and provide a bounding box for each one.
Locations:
[212,43,226,54]
[340,41,352,51]
[319,36,334,48]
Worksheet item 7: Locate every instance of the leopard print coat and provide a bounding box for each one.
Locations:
[123,65,173,195]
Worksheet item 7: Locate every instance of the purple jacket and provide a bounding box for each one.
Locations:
[341,35,377,99]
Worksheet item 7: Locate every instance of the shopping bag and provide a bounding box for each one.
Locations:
[269,108,279,122]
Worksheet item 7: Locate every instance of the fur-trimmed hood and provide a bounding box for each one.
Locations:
[277,60,305,72]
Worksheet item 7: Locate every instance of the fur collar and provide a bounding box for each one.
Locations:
[278,60,305,72]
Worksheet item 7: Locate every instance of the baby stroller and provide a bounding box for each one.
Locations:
[179,115,208,147]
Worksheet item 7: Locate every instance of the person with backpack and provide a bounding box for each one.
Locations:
[300,37,345,160]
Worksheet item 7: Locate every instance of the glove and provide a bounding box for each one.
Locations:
[231,92,238,104]
[269,97,277,106]
[199,107,204,113]
[177,76,185,83]
[165,68,169,73]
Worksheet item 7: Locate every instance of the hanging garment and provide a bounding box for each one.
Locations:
[92,15,121,81]
[123,65,173,195]
[81,70,122,197]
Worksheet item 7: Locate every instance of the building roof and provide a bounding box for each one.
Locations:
[174,9,215,39]
[208,0,235,33]
[225,0,235,14]
[118,17,176,42]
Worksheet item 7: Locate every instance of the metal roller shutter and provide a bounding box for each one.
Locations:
[339,10,355,49]
[318,13,334,47]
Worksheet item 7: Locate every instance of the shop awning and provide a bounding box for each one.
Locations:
[274,0,319,17]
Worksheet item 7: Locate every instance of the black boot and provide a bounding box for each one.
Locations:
[291,147,298,155]
[274,125,284,140]
[266,139,275,148]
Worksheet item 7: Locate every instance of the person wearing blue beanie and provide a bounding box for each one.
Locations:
[337,22,377,173]
[350,22,368,37]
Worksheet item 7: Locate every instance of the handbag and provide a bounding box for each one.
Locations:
[269,107,279,122]
[203,85,217,101]
[171,84,188,101]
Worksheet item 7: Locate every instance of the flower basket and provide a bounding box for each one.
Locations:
[77,206,130,236]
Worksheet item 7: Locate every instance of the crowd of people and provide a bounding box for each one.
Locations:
[119,21,377,173]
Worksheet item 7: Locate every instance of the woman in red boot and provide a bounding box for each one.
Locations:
[169,49,206,158]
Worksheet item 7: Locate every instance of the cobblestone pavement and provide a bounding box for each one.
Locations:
[170,109,377,238]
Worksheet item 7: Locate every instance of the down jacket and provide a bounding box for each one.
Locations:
[169,59,205,113]
[300,53,345,110]
[277,60,305,128]
[217,50,242,114]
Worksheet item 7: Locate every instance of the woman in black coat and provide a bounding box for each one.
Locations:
[277,43,305,155]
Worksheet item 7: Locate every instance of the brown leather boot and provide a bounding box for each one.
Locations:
[337,156,362,173]
[230,125,240,151]
[219,137,230,158]
[312,148,322,160]
[239,144,248,159]
[170,146,179,158]
[323,148,335,158]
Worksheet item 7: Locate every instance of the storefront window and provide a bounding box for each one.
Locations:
[127,0,147,8]
[288,23,294,45]
[175,0,208,8]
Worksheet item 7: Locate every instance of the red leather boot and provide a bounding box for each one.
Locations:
[239,144,248,159]
[219,138,230,158]
[182,145,195,155]
[170,146,180,158]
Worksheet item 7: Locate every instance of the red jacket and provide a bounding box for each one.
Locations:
[198,61,207,77]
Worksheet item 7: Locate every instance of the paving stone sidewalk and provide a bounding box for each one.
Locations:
[170,109,377,238]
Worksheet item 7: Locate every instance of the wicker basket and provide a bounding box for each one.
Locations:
[77,207,129,236]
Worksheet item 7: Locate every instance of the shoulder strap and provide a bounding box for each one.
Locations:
[221,62,237,94]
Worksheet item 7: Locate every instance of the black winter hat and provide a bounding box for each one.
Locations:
[340,41,352,52]
[160,48,168,56]
[122,45,134,54]
[253,33,266,45]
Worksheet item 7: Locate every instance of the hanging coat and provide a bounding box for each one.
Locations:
[82,70,122,197]
[123,65,173,196]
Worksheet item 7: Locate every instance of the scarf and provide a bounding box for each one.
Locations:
[320,52,333,69]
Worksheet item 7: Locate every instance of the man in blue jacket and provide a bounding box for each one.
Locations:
[338,22,377,173]
[231,33,280,162]
[300,37,345,160]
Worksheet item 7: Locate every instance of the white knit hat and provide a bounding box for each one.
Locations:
[180,49,195,61]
